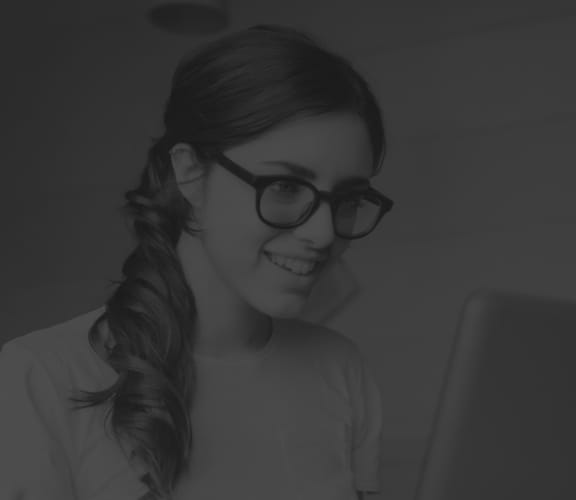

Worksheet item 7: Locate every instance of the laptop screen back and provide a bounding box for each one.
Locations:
[413,288,576,500]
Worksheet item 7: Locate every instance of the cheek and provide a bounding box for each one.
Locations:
[204,199,270,268]
[204,187,252,236]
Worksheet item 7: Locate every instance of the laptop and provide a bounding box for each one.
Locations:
[413,288,576,500]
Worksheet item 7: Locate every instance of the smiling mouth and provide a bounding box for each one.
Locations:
[264,253,323,277]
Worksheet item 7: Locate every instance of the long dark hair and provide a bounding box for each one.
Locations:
[68,24,387,499]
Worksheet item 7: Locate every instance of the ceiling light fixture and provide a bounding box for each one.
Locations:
[147,0,229,35]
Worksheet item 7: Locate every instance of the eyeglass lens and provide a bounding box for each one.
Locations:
[259,180,382,237]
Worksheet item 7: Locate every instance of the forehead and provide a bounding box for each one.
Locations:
[224,112,375,182]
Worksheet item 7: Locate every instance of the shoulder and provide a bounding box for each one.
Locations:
[0,308,131,498]
[5,305,105,352]
[1,305,116,392]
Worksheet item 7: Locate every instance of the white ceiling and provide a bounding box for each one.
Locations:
[3,2,576,51]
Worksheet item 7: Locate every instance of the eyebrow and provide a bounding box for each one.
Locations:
[259,160,370,189]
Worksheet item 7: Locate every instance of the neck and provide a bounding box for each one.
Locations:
[176,232,273,359]
[192,312,273,358]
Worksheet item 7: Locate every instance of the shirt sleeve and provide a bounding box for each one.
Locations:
[347,344,384,493]
[0,341,77,500]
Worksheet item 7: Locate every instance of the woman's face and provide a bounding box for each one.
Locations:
[177,112,374,319]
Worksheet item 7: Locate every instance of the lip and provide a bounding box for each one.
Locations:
[264,252,327,265]
[264,252,325,279]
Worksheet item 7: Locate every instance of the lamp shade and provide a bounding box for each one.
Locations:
[147,0,228,35]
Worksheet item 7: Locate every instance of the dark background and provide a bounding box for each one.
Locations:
[2,3,576,498]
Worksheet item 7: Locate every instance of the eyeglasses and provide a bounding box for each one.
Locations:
[208,151,394,240]
[203,150,394,240]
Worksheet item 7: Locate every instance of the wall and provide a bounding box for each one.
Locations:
[1,11,576,500]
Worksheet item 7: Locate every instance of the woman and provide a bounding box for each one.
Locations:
[0,24,394,500]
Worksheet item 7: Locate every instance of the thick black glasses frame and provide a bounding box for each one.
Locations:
[211,151,394,240]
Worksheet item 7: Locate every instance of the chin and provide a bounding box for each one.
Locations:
[256,294,308,319]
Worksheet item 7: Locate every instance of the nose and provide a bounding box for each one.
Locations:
[292,199,336,248]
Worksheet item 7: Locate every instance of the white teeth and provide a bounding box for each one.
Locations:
[267,254,317,275]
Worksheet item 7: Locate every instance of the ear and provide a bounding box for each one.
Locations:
[169,142,207,213]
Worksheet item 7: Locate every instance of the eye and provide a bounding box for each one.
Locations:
[270,180,305,195]
[343,197,364,208]
[336,194,367,215]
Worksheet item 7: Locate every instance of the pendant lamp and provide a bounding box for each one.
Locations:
[147,0,229,35]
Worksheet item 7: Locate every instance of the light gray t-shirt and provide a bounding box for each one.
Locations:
[0,306,383,499]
